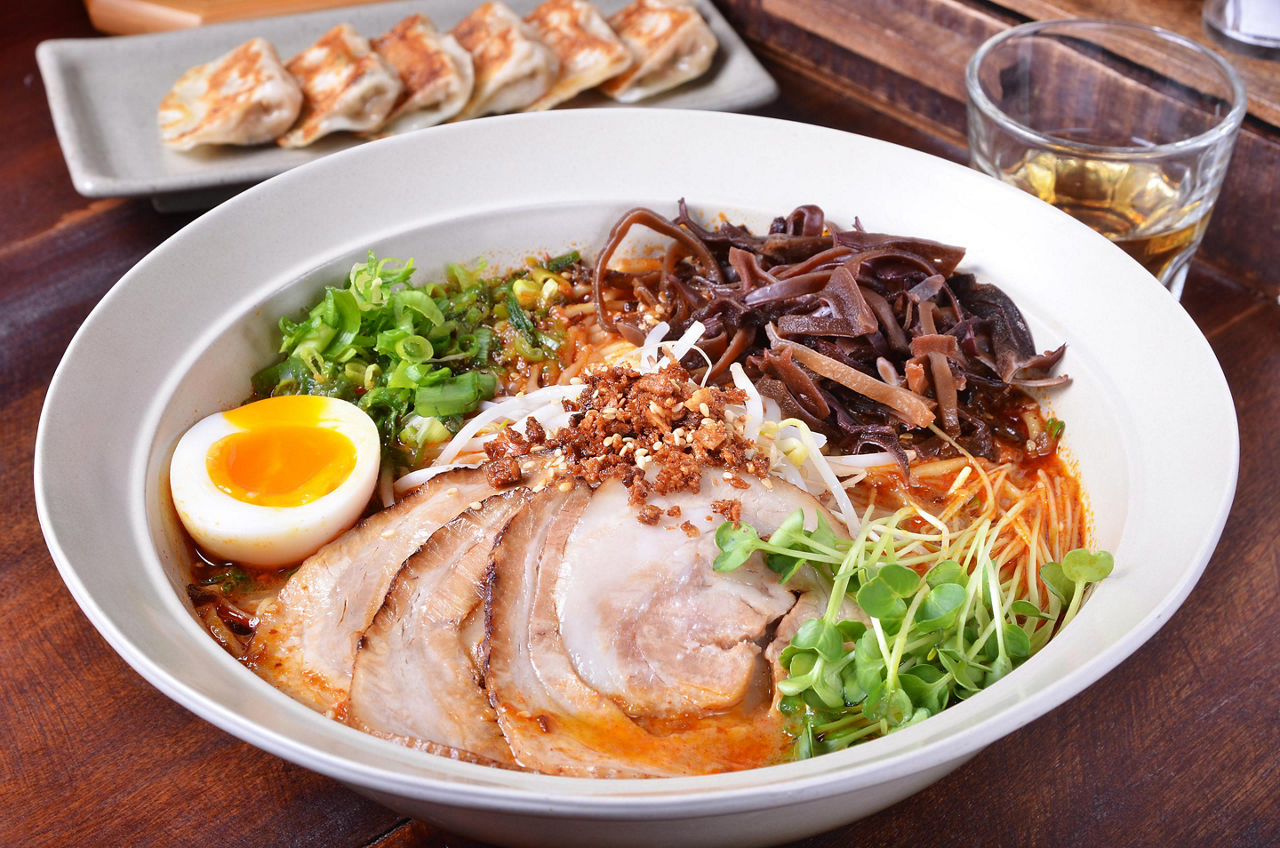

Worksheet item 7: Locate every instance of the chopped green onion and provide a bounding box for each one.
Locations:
[506,291,539,345]
[257,250,583,465]
[545,250,580,273]
[394,334,433,363]
[415,371,498,417]
[511,277,541,308]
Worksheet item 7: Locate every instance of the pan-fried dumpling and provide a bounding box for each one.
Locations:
[158,38,302,151]
[524,0,633,111]
[372,15,475,134]
[279,24,403,148]
[598,0,717,103]
[451,1,560,120]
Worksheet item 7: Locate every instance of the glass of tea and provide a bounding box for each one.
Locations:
[965,19,1246,299]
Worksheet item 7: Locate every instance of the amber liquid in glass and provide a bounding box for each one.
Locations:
[1002,152,1209,283]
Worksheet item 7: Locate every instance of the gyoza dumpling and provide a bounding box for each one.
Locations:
[524,0,633,111]
[159,38,302,151]
[598,0,717,103]
[372,15,475,134]
[451,1,560,120]
[278,24,403,148]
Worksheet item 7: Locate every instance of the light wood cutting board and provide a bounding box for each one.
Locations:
[85,0,390,34]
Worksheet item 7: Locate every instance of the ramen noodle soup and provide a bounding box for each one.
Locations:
[175,203,1107,775]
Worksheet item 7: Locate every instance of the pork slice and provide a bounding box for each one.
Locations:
[486,482,792,777]
[246,463,521,716]
[346,490,527,765]
[486,485,642,776]
[558,473,823,718]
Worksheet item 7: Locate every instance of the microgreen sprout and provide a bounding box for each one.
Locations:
[714,499,1113,758]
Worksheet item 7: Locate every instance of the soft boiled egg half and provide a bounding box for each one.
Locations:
[169,395,381,568]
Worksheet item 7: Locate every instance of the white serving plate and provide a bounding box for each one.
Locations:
[36,0,776,207]
[34,109,1237,847]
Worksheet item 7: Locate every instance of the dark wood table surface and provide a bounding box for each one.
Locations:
[4,2,1278,846]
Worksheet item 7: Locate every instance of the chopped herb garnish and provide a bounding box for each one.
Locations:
[544,250,580,274]
[253,252,578,465]
[199,565,252,592]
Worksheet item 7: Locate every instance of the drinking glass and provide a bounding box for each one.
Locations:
[965,19,1246,299]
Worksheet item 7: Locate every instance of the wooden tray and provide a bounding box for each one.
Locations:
[85,0,389,34]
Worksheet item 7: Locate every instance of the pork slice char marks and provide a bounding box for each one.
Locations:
[246,462,536,715]
[485,477,813,777]
[347,490,528,766]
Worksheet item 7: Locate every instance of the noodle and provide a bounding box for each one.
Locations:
[186,203,1094,771]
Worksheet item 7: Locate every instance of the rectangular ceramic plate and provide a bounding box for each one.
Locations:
[37,0,777,206]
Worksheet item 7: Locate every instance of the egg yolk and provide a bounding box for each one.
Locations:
[207,395,359,507]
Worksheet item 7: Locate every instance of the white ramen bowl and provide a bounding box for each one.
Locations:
[34,109,1237,847]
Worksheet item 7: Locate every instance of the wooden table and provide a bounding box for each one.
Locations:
[4,2,1277,846]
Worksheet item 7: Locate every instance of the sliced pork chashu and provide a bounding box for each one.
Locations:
[559,473,824,718]
[347,490,527,765]
[485,474,829,777]
[487,485,665,777]
[247,464,515,715]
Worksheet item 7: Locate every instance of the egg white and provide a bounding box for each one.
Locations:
[169,396,381,567]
